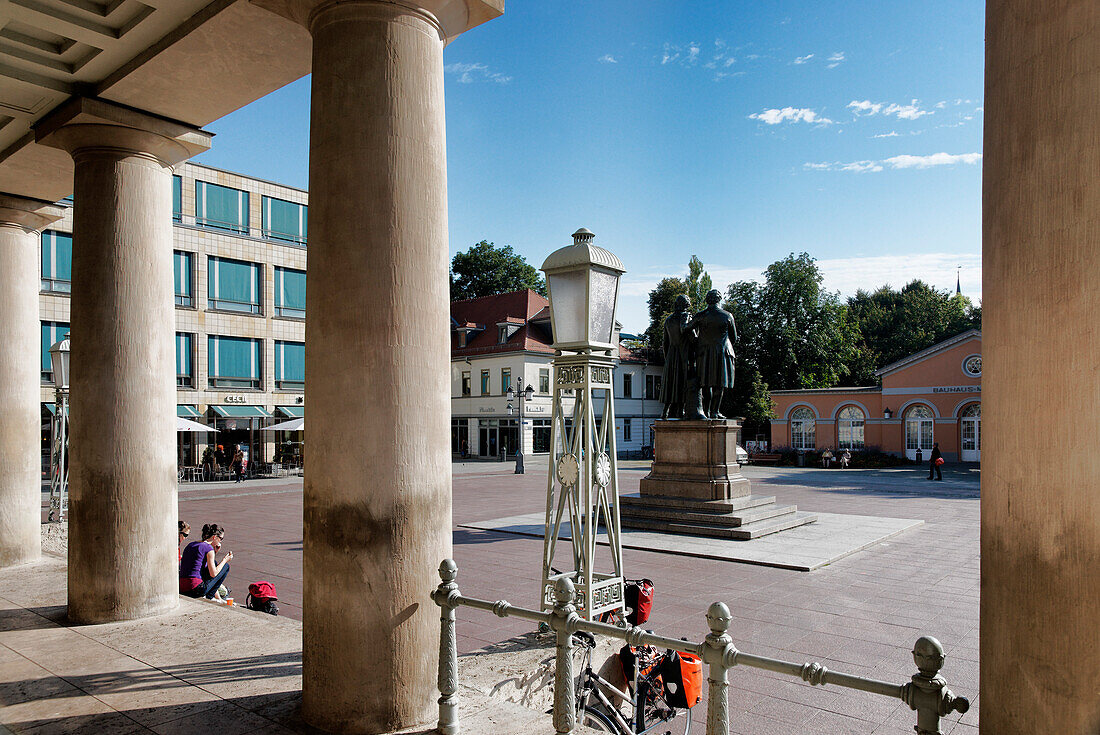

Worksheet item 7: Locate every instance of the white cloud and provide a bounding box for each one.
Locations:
[724,57,736,67]
[599,54,618,64]
[443,62,512,84]
[687,43,701,63]
[805,151,982,171]
[935,101,947,109]
[750,107,833,125]
[792,54,814,64]
[826,52,845,68]
[849,99,932,120]
[884,152,982,168]
[872,131,900,138]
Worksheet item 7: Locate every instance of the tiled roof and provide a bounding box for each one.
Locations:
[875,329,982,377]
[451,290,555,356]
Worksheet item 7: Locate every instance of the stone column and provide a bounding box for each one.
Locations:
[0,196,63,567]
[983,1,1100,732]
[36,99,210,623]
[252,1,500,731]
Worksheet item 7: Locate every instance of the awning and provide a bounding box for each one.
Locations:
[177,417,216,433]
[43,404,56,415]
[264,417,303,432]
[177,405,201,418]
[276,406,303,418]
[211,405,272,418]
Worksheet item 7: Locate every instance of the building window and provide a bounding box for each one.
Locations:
[539,368,550,394]
[174,250,193,307]
[40,230,72,293]
[41,321,69,383]
[837,406,865,450]
[623,373,633,398]
[176,333,194,387]
[461,371,471,396]
[481,370,490,395]
[623,418,632,442]
[645,374,662,400]
[195,180,249,234]
[905,405,935,453]
[275,340,305,390]
[458,332,467,348]
[208,335,262,389]
[208,256,261,314]
[274,266,305,318]
[501,368,511,394]
[533,418,551,453]
[172,175,182,222]
[262,196,307,245]
[498,326,508,344]
[963,354,982,377]
[790,407,816,450]
[452,418,469,454]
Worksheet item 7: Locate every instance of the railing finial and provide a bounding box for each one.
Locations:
[439,558,458,583]
[904,635,969,735]
[706,601,732,636]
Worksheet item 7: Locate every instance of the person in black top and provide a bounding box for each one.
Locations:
[928,442,943,481]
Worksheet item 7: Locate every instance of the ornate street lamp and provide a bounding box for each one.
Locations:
[539,228,626,621]
[506,382,534,474]
[48,333,70,522]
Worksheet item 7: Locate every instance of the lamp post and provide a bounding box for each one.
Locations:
[539,228,626,621]
[506,381,534,473]
[47,334,70,522]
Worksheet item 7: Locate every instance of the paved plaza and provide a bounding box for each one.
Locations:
[8,461,979,733]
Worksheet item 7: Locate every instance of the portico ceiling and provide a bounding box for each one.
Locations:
[0,0,312,202]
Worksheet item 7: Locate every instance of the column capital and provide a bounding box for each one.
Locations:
[0,194,65,233]
[254,0,503,41]
[34,97,212,167]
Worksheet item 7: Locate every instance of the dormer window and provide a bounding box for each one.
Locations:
[458,332,468,348]
[498,326,508,344]
[496,320,522,344]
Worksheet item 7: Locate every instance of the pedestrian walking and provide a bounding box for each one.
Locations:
[928,442,943,481]
[232,446,244,483]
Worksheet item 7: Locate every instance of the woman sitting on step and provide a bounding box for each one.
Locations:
[179,523,233,602]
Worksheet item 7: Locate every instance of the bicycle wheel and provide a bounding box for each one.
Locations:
[581,706,618,733]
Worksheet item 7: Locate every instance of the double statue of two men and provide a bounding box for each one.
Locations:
[659,289,737,421]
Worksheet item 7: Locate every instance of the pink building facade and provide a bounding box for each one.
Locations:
[770,330,982,463]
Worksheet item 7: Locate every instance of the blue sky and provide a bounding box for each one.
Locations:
[196,1,985,334]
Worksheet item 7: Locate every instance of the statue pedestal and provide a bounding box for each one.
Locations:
[639,419,750,500]
[625,419,817,540]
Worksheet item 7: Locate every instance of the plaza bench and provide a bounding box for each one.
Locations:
[749,453,782,465]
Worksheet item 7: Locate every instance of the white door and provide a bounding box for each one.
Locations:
[960,404,981,461]
[905,406,935,461]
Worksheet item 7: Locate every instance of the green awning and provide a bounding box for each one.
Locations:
[211,405,272,418]
[276,406,303,418]
[177,405,201,418]
[43,404,56,415]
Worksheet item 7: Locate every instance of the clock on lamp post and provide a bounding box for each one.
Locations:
[538,228,626,621]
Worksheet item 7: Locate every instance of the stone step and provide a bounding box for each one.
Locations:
[618,502,799,528]
[620,510,818,540]
[620,492,777,514]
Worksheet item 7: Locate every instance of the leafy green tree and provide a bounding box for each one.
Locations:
[685,255,713,313]
[449,241,545,300]
[845,281,981,385]
[644,277,689,350]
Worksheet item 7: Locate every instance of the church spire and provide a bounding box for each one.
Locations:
[956,266,961,295]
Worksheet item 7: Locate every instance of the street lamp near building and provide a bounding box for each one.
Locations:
[506,382,534,474]
[538,228,626,621]
[48,333,70,522]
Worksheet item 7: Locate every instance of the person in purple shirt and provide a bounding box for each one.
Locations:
[179,523,233,601]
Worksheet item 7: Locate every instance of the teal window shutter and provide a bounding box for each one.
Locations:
[263,196,307,244]
[41,231,73,292]
[208,257,260,313]
[174,251,193,306]
[172,176,182,221]
[41,322,69,374]
[196,181,249,234]
[275,340,305,387]
[176,333,193,384]
[208,335,261,388]
[274,267,306,317]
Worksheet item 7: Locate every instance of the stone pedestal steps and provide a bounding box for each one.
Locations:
[619,492,818,540]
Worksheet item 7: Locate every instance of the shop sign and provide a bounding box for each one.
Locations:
[479,406,495,413]
[527,405,546,413]
[225,395,248,404]
[932,386,981,393]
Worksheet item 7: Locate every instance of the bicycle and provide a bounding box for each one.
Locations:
[571,631,692,735]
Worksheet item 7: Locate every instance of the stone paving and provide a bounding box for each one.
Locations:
[14,459,978,734]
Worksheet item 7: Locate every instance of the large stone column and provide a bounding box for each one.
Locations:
[36,99,210,623]
[253,1,500,731]
[0,196,63,567]
[983,2,1100,732]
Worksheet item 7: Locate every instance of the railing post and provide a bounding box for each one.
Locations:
[703,602,736,735]
[432,559,461,735]
[550,577,578,735]
[902,636,970,735]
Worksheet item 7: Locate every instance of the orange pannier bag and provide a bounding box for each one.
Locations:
[660,651,703,709]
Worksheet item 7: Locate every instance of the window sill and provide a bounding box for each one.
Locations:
[205,307,265,318]
[273,314,305,323]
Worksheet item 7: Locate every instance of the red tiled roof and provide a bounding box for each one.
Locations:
[451,290,555,356]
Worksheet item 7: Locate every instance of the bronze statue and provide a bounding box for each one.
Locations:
[686,289,737,419]
[659,295,692,419]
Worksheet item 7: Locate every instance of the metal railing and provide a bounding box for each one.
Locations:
[431,559,970,735]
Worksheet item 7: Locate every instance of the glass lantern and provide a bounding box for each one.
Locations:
[540,228,626,352]
[49,333,71,391]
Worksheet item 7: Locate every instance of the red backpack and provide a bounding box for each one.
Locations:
[246,581,279,616]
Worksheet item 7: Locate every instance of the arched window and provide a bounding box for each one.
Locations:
[961,403,981,418]
[905,404,935,459]
[790,407,816,450]
[960,403,981,461]
[837,406,865,449]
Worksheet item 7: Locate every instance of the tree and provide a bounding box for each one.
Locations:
[644,277,689,350]
[685,255,713,313]
[449,241,545,300]
[845,281,982,385]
